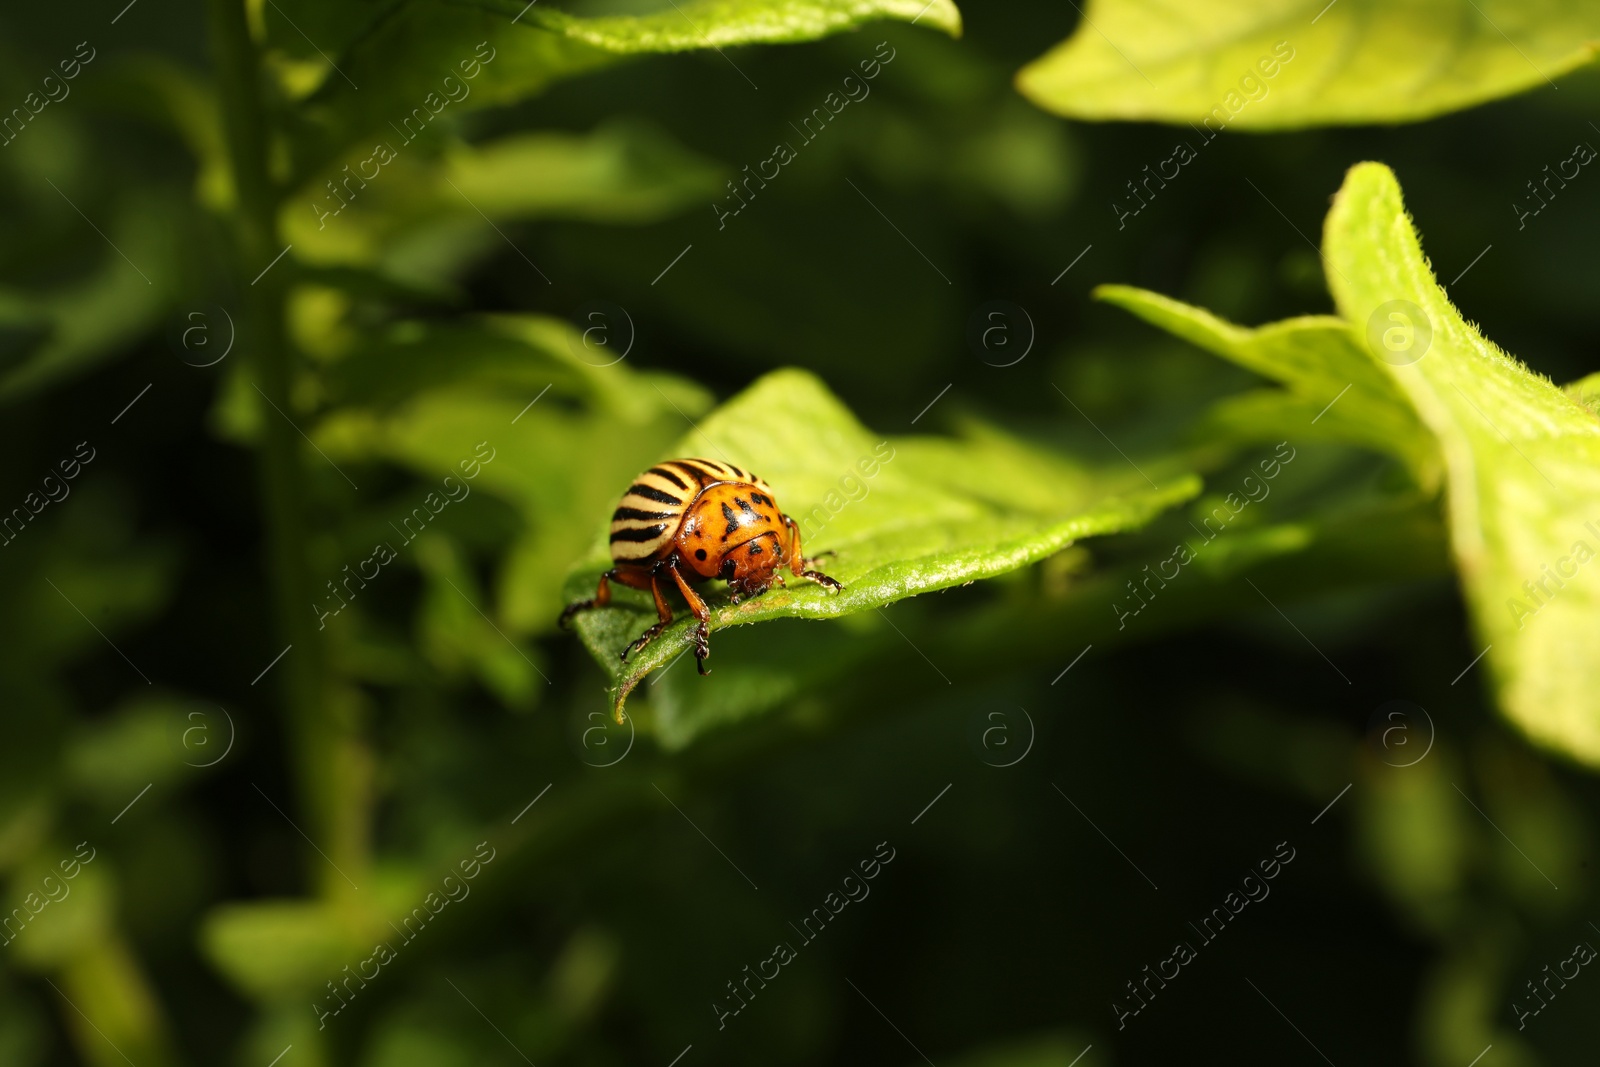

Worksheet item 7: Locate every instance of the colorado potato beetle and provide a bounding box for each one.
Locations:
[559,458,843,673]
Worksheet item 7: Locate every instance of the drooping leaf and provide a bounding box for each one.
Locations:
[288,0,961,180]
[1324,162,1600,765]
[563,369,1199,723]
[1016,0,1600,129]
[1095,285,1441,485]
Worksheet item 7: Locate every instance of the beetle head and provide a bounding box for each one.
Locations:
[720,531,785,596]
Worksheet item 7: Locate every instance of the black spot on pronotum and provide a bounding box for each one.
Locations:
[749,544,762,556]
[695,548,707,561]
[720,501,739,536]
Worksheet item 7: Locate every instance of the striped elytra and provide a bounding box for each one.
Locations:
[564,456,842,693]
[607,458,773,565]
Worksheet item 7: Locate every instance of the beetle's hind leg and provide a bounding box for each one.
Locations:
[620,569,676,662]
[665,560,714,675]
[559,570,616,628]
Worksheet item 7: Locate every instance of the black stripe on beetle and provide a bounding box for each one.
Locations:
[646,466,688,490]
[613,506,676,522]
[678,459,722,482]
[626,484,682,506]
[610,524,669,543]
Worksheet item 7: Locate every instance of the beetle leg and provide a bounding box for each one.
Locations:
[665,560,713,675]
[620,571,675,662]
[781,514,809,576]
[802,569,843,592]
[780,514,843,593]
[559,570,615,628]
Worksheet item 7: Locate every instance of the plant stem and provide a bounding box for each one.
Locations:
[206,0,360,896]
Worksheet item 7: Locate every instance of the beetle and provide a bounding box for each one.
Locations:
[559,457,842,673]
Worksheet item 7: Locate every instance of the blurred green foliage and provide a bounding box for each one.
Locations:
[0,1,1598,1065]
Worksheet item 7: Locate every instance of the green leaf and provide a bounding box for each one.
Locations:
[201,900,364,1000]
[1566,370,1600,416]
[520,0,960,50]
[1325,162,1600,765]
[316,314,714,633]
[284,123,724,277]
[564,369,1199,723]
[1104,163,1600,765]
[0,190,178,401]
[1095,284,1441,485]
[414,535,547,710]
[289,0,960,181]
[1016,1,1600,129]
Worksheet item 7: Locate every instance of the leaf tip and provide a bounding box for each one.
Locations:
[923,0,964,38]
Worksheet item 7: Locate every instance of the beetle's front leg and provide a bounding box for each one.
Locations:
[665,560,714,675]
[621,621,668,661]
[802,569,843,592]
[691,621,711,674]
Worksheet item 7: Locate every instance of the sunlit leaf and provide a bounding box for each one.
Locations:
[1106,162,1600,765]
[563,369,1199,722]
[1566,370,1600,416]
[1017,0,1600,129]
[1325,162,1600,765]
